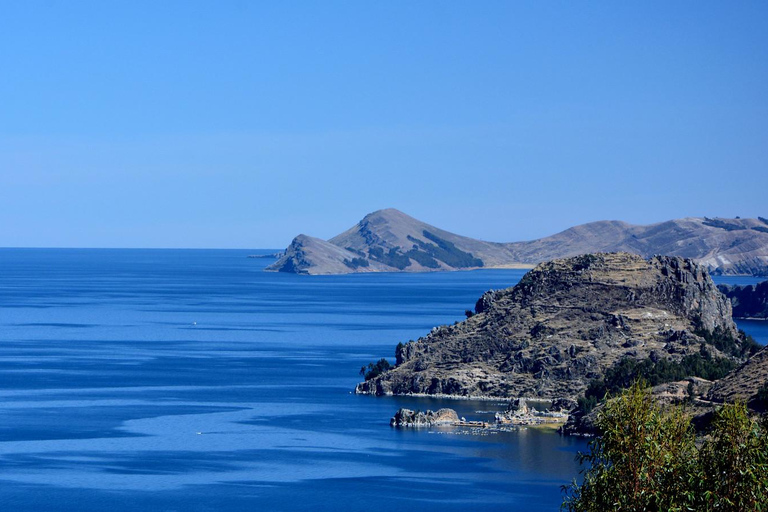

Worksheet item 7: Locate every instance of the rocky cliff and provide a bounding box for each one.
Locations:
[718,280,768,319]
[356,253,746,400]
[266,209,768,276]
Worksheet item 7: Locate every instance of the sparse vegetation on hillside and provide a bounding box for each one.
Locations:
[343,257,369,269]
[367,247,411,270]
[703,217,748,231]
[692,323,761,358]
[405,248,440,268]
[404,231,484,269]
[576,350,737,415]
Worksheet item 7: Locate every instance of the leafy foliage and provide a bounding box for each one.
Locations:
[563,383,768,512]
[359,358,392,381]
[564,382,697,511]
[697,402,768,511]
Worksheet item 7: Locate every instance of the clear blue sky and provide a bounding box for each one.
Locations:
[1,1,767,248]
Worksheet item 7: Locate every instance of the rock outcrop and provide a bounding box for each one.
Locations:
[266,209,768,276]
[390,408,459,427]
[357,253,745,400]
[718,280,768,319]
[494,398,572,427]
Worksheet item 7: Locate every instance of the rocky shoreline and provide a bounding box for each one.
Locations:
[359,253,767,436]
[389,399,571,431]
[357,253,745,399]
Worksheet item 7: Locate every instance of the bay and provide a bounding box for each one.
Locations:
[0,249,584,511]
[0,249,763,511]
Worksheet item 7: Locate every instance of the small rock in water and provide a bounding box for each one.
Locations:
[390,408,459,427]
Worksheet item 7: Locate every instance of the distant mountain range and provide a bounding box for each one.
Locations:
[265,209,768,276]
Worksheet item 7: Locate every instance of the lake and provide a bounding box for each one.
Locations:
[0,249,764,511]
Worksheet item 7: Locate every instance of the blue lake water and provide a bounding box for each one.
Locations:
[0,249,764,511]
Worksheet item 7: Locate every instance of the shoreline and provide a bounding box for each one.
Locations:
[355,389,559,404]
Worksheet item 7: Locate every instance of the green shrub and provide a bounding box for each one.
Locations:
[697,402,768,511]
[563,383,768,512]
[359,358,392,381]
[563,382,697,511]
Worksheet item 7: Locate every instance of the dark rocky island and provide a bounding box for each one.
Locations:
[356,253,754,402]
[267,209,768,276]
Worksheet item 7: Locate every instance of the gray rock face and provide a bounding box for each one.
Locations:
[266,209,768,276]
[357,253,744,400]
[390,408,459,427]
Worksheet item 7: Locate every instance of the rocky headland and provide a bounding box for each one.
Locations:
[267,209,768,276]
[356,253,748,402]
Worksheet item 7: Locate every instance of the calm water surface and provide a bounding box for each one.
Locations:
[0,249,764,511]
[0,249,584,511]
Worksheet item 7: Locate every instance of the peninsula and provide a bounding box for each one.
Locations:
[266,209,768,276]
[355,253,758,402]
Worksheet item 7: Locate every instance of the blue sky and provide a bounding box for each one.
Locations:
[1,1,767,248]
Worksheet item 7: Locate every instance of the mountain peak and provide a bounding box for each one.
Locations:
[360,208,415,224]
